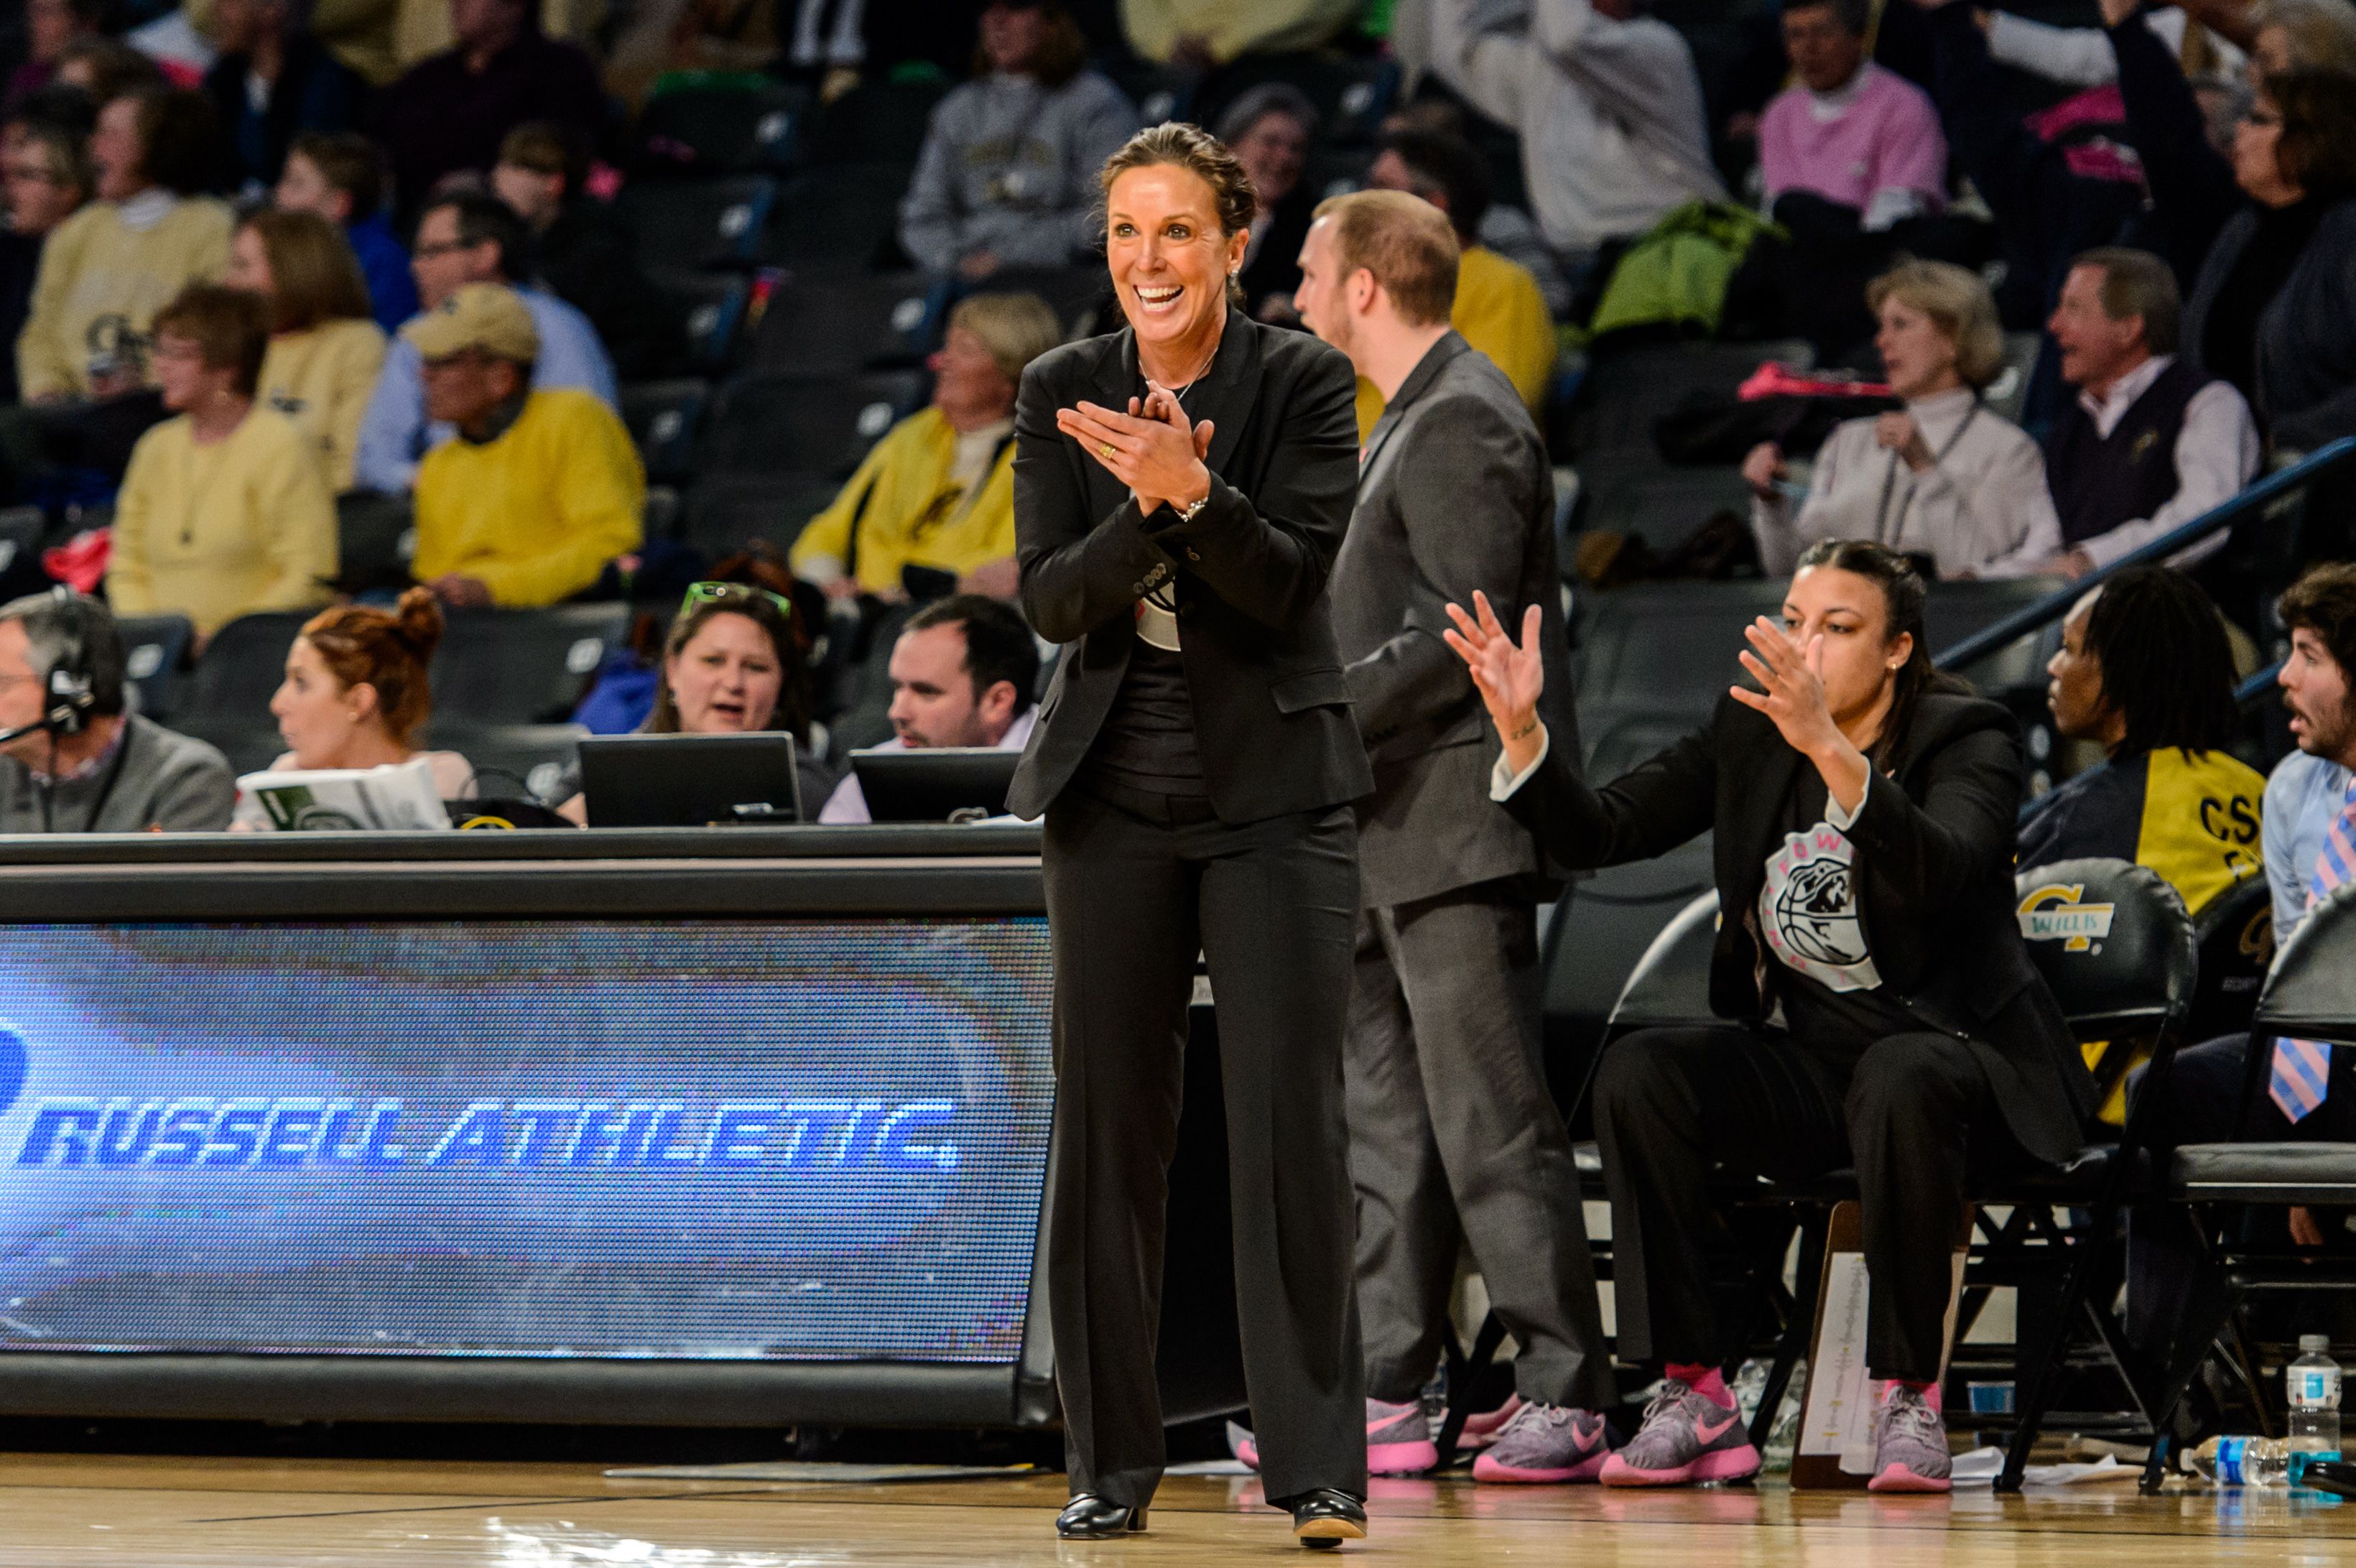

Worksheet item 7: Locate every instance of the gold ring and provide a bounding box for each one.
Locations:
[1098,443,1116,460]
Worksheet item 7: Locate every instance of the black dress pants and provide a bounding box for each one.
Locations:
[1042,778,1366,1510]
[2125,1032,2356,1350]
[1594,1025,2029,1382]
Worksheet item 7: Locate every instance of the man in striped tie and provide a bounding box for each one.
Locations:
[2127,563,2356,1348]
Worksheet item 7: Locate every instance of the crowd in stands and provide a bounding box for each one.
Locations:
[0,0,2333,886]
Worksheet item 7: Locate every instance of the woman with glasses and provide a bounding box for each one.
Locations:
[2100,0,2356,447]
[0,113,89,405]
[555,579,827,825]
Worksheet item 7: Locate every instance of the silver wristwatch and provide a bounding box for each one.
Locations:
[1174,492,1211,524]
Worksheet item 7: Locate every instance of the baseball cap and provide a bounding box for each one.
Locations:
[401,282,540,363]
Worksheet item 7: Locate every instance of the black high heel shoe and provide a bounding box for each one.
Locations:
[1288,1489,1367,1550]
[1056,1493,1147,1538]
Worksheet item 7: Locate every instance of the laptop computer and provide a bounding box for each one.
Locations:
[850,747,1021,823]
[578,733,803,827]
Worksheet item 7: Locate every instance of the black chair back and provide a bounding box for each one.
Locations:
[614,176,777,272]
[2013,857,2197,1041]
[636,83,809,177]
[620,379,711,485]
[430,608,631,729]
[114,613,193,722]
[1606,890,1721,1038]
[2189,873,2276,1040]
[2254,881,2356,1046]
[699,369,926,478]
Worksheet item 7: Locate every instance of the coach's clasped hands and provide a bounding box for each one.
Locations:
[1059,389,1214,516]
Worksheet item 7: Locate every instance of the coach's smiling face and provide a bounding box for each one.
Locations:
[1105,163,1245,363]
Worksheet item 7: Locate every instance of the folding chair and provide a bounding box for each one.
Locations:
[2142,880,2356,1488]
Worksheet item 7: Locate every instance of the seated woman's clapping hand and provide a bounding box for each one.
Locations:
[1443,590,1548,776]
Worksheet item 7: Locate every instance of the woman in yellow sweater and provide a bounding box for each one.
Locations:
[106,284,338,641]
[225,208,387,491]
[17,86,232,403]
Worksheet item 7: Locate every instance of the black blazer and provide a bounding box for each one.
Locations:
[1508,690,2095,1164]
[1008,307,1376,823]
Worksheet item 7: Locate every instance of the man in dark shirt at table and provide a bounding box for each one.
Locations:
[375,0,606,221]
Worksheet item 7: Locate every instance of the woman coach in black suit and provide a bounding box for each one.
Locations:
[1008,123,1373,1547]
[1445,540,2095,1496]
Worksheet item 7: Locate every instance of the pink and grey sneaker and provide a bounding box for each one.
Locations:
[1470,1401,1612,1483]
[1366,1397,1440,1475]
[1230,1398,1438,1477]
[1864,1382,1952,1494]
[1458,1393,1523,1452]
[1598,1381,1761,1488]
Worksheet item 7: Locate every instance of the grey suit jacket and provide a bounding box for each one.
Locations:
[1330,331,1579,909]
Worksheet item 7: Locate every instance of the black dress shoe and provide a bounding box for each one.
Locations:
[1286,1489,1367,1550]
[1056,1493,1147,1538]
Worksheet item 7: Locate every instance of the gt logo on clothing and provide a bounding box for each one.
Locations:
[2016,883,2116,951]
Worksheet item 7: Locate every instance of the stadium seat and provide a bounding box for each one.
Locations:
[980,264,1110,342]
[636,82,810,177]
[615,175,778,272]
[649,269,751,374]
[183,609,310,739]
[1103,60,1200,126]
[679,473,842,560]
[802,76,947,168]
[1572,580,1786,721]
[698,368,927,478]
[336,489,413,595]
[0,505,42,580]
[1567,338,1814,459]
[768,162,914,272]
[115,613,193,723]
[1570,450,1754,552]
[1924,575,2070,708]
[620,379,711,484]
[750,272,934,374]
[430,606,634,728]
[427,722,588,805]
[1197,54,1398,146]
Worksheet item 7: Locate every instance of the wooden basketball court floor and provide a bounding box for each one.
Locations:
[4,1456,2355,1567]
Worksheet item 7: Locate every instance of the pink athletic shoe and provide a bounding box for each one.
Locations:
[1864,1383,1952,1494]
[1470,1401,1612,1483]
[1598,1381,1761,1488]
[1458,1393,1523,1451]
[1230,1399,1438,1477]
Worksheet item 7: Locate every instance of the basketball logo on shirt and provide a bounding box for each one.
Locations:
[1759,825,1883,992]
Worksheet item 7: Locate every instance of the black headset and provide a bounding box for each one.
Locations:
[40,585,94,738]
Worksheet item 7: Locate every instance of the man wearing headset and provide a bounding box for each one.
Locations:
[0,590,234,832]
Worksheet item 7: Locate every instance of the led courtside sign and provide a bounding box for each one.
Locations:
[0,919,1054,1363]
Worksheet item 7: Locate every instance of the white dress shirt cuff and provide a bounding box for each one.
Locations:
[1827,767,1869,830]
[1490,724,1551,802]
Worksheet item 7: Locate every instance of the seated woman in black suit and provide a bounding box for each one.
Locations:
[1444,539,2095,1495]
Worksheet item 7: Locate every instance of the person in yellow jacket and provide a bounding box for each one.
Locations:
[2018,566,2266,1123]
[107,285,338,641]
[226,209,387,492]
[790,291,1063,603]
[408,283,643,608]
[18,87,232,403]
[1352,129,1557,440]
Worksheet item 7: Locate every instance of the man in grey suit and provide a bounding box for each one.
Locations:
[1296,190,1615,1483]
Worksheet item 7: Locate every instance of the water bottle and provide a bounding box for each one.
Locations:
[2289,1335,2345,1487]
[2186,1435,2291,1485]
